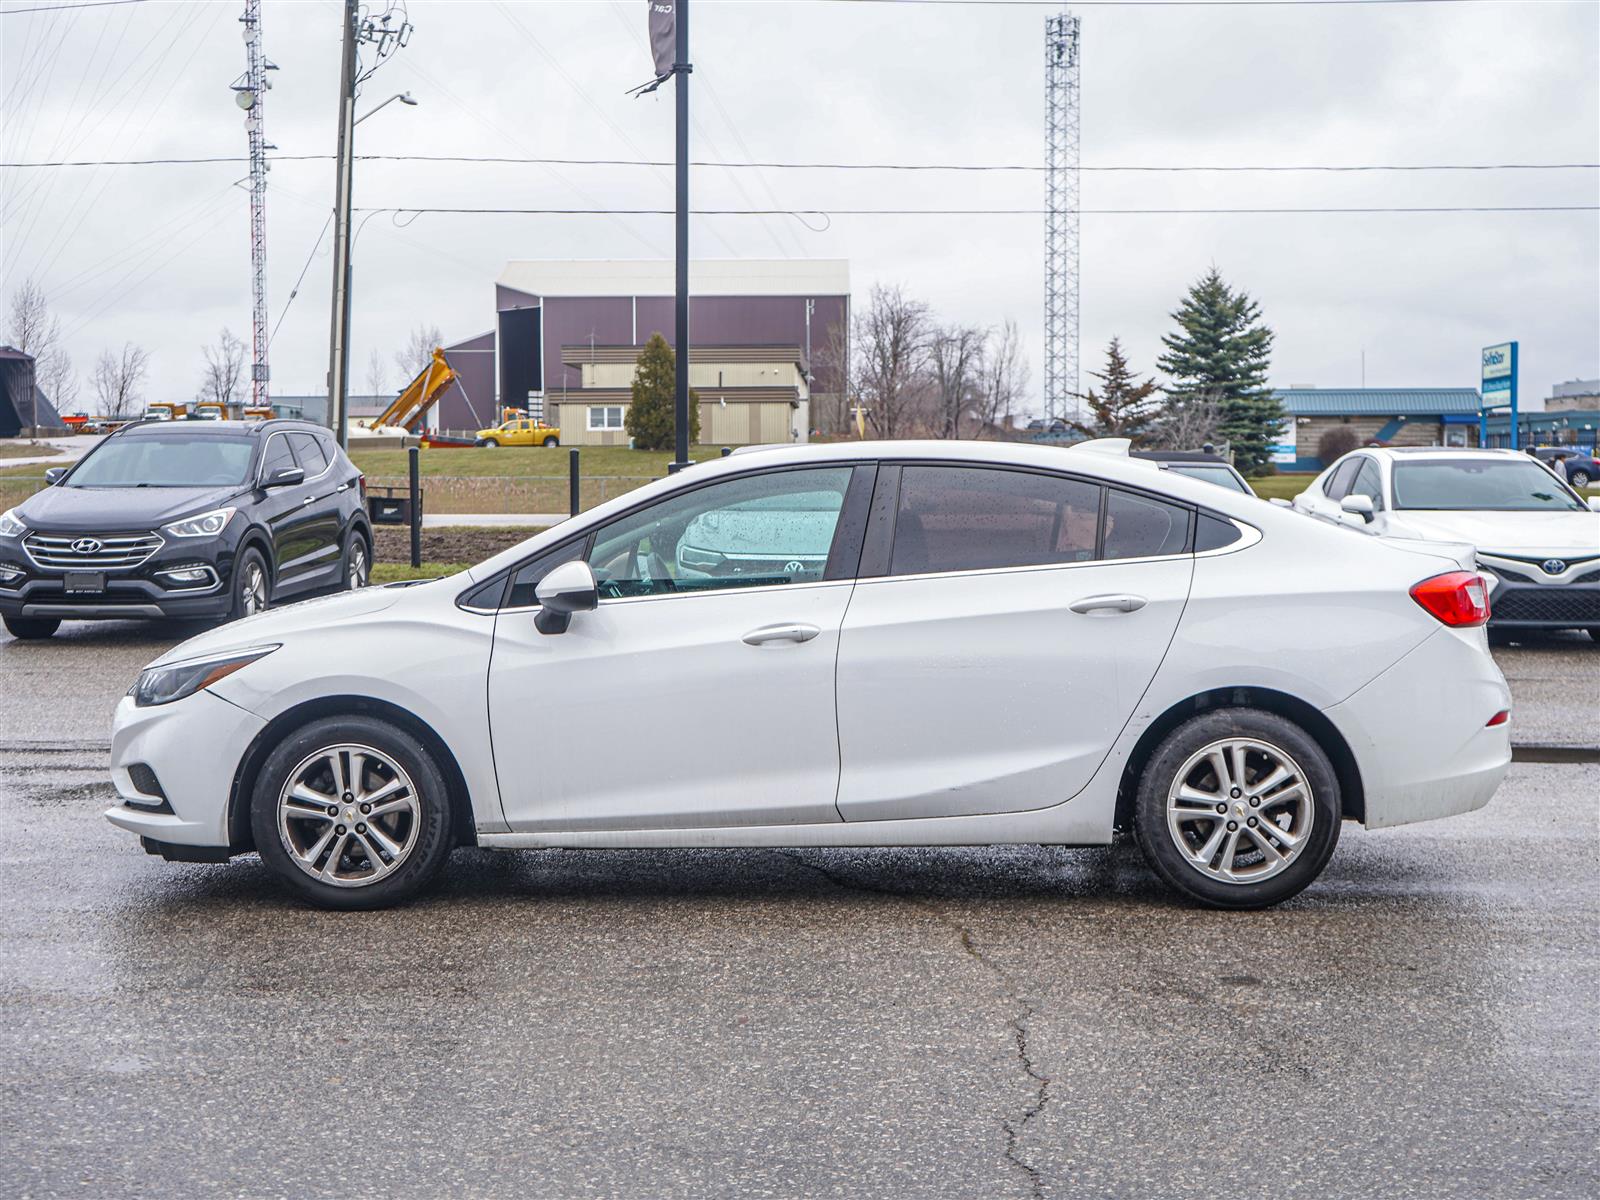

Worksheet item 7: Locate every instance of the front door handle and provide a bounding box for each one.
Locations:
[302,495,316,506]
[743,622,821,646]
[1069,593,1147,615]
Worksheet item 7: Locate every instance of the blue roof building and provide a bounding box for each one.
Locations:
[1274,387,1484,472]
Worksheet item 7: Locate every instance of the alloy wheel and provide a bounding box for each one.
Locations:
[276,744,421,888]
[242,561,268,615]
[348,541,369,589]
[1165,737,1314,885]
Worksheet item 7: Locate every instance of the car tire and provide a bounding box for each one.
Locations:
[542,436,559,448]
[341,528,370,591]
[476,437,500,448]
[1585,628,1600,644]
[1569,470,1592,488]
[1132,708,1341,910]
[3,614,60,640]
[230,546,271,621]
[250,714,456,910]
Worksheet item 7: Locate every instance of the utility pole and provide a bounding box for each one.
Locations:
[326,0,358,447]
[233,0,276,410]
[670,0,693,473]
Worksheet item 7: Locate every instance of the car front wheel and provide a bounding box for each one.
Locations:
[1133,708,1341,909]
[3,614,60,640]
[1569,469,1592,488]
[250,714,456,909]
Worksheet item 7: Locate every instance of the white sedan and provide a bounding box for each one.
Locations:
[106,439,1512,910]
[1293,446,1600,640]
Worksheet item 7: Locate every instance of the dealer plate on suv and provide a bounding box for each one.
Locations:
[63,572,106,594]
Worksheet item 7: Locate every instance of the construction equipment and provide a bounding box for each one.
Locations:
[372,348,457,432]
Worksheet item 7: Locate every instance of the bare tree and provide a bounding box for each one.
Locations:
[92,343,150,420]
[927,322,986,439]
[196,328,246,408]
[854,284,929,440]
[394,324,443,384]
[366,348,391,399]
[7,277,77,410]
[1145,391,1224,451]
[974,318,1028,435]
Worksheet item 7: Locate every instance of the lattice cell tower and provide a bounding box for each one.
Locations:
[232,0,276,407]
[1044,11,1080,423]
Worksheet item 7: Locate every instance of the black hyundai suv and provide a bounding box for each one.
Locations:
[0,419,372,639]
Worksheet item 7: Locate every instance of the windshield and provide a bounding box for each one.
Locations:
[1392,460,1584,512]
[66,435,255,488]
[1166,464,1251,494]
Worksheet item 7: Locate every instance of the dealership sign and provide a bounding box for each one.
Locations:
[1480,341,1520,449]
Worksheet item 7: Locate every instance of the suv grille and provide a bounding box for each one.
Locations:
[1493,588,1600,624]
[23,532,163,571]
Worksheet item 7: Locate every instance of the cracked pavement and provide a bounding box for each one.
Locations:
[2,622,1597,1198]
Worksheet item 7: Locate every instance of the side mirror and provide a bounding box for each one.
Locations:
[43,467,68,485]
[534,559,598,635]
[1340,494,1376,523]
[262,466,305,490]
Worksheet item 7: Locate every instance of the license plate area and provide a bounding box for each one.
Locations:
[63,571,106,594]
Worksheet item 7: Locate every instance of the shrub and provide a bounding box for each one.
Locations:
[1316,425,1361,465]
[625,333,701,451]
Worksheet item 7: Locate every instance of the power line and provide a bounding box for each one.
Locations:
[0,0,146,15]
[355,204,1600,216]
[812,0,1544,7]
[6,153,1596,173]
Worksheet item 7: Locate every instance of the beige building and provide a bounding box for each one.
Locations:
[548,344,811,447]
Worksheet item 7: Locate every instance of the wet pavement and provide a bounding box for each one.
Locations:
[2,621,1598,1198]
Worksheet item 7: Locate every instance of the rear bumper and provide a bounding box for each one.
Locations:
[1324,626,1512,830]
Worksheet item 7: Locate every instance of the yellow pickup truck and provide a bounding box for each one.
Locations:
[474,415,560,448]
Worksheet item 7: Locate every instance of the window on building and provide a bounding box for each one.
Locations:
[588,406,624,431]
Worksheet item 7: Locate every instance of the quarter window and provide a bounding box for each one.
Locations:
[1103,489,1191,559]
[1324,458,1362,500]
[588,467,855,598]
[587,406,624,431]
[890,466,1103,575]
[1351,459,1385,510]
[259,435,296,479]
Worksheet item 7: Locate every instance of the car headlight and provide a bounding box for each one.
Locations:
[162,507,235,538]
[0,508,25,538]
[130,645,277,707]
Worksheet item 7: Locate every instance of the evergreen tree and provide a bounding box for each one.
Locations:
[625,333,700,451]
[1070,337,1159,442]
[1155,267,1282,473]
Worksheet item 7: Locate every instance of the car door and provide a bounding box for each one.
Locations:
[253,432,323,594]
[488,463,875,832]
[835,463,1194,822]
[284,432,344,583]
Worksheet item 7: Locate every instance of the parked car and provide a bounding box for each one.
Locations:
[1132,450,1256,496]
[1293,446,1600,639]
[104,439,1511,911]
[0,419,372,640]
[474,414,560,448]
[1025,417,1071,435]
[1533,446,1598,489]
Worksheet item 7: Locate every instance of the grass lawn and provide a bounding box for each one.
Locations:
[371,562,471,584]
[1248,474,1318,502]
[350,443,734,480]
[0,442,60,459]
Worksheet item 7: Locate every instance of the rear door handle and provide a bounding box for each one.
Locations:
[742,622,821,646]
[1069,593,1147,615]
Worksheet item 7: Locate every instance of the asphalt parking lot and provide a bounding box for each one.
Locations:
[2,622,1597,1198]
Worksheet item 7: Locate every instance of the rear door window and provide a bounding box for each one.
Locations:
[890,466,1103,575]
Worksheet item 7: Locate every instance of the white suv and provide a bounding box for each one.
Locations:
[1294,446,1600,640]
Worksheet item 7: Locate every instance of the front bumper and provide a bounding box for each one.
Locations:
[1483,575,1600,629]
[104,690,267,848]
[0,528,241,621]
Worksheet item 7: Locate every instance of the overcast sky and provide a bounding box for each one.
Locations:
[2,0,1596,416]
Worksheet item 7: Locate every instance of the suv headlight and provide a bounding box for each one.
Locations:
[0,508,25,538]
[162,507,235,538]
[130,645,277,707]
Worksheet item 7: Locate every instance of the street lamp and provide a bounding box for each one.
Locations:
[355,90,417,125]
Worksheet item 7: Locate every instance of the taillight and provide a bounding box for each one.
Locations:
[1410,570,1491,627]
[1486,710,1509,727]
[357,474,366,503]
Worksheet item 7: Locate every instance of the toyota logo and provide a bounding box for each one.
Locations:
[71,538,102,555]
[1541,559,1567,576]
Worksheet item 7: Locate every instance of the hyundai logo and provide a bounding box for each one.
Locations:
[1541,559,1567,576]
[71,538,102,555]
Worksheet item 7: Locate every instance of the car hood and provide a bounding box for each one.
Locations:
[16,484,247,532]
[146,585,406,669]
[1384,509,1600,556]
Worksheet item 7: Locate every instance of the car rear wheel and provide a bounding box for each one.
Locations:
[1569,469,1592,488]
[250,714,455,910]
[3,614,60,640]
[230,546,271,621]
[341,529,370,591]
[542,436,558,448]
[1133,708,1341,909]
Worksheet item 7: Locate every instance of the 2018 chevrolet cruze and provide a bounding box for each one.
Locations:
[0,419,372,639]
[104,439,1512,911]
